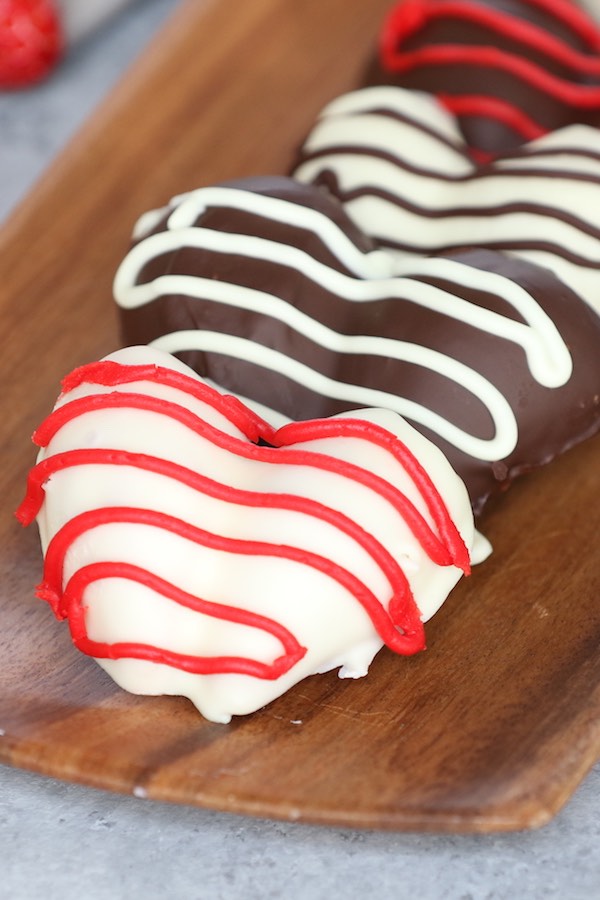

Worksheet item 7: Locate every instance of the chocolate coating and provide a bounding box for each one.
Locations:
[292,84,600,316]
[115,176,600,516]
[365,0,600,156]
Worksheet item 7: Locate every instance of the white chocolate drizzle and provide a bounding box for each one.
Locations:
[114,185,572,463]
[294,86,600,313]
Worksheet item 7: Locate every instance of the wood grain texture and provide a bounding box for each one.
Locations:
[1,0,599,832]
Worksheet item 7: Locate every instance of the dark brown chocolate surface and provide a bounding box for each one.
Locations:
[365,0,600,156]
[118,176,600,516]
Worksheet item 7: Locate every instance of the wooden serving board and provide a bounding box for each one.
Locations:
[1,0,600,833]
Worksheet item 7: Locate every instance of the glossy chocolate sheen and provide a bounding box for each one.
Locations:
[115,176,600,516]
[292,84,600,316]
[365,0,600,156]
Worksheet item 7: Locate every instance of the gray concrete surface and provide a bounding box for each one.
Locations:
[0,0,175,221]
[2,762,600,900]
[2,1,600,897]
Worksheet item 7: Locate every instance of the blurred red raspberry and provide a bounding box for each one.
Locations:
[0,0,63,88]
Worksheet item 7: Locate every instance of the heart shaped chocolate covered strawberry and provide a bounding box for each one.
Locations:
[294,85,600,315]
[366,0,600,158]
[113,177,600,515]
[17,346,474,723]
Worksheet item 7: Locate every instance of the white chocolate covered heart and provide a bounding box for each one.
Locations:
[17,346,476,723]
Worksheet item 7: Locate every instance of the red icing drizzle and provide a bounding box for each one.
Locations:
[379,0,600,153]
[60,360,276,444]
[17,360,470,677]
[384,44,600,105]
[440,92,546,148]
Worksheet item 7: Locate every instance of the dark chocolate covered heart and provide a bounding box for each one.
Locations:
[293,84,600,315]
[365,0,600,157]
[114,176,600,516]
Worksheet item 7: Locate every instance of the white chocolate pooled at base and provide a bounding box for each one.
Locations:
[19,346,479,723]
